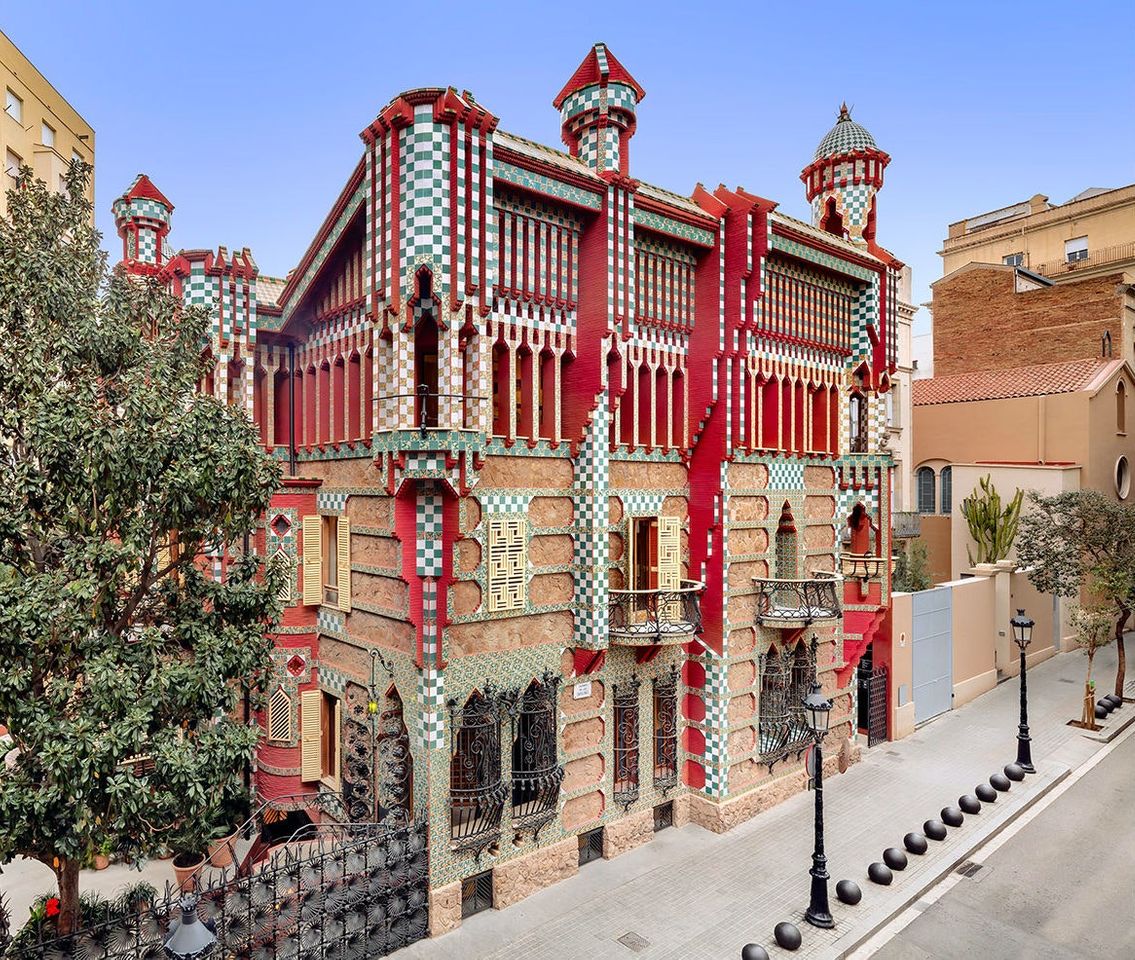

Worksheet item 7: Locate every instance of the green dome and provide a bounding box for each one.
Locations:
[813,104,878,161]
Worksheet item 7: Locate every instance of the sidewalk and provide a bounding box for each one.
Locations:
[399,645,1134,960]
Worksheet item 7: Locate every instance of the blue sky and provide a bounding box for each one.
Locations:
[5,1,1133,334]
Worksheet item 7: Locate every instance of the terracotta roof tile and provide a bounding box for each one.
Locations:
[913,357,1118,406]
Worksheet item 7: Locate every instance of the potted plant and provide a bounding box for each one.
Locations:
[207,781,251,868]
[170,823,210,892]
[92,838,113,871]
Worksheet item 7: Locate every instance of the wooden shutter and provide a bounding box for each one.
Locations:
[300,689,321,782]
[658,516,681,621]
[267,687,292,742]
[487,516,527,612]
[301,515,321,606]
[337,516,351,612]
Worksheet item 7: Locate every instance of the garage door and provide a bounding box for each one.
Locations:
[912,588,953,724]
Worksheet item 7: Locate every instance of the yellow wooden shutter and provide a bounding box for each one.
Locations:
[658,516,681,622]
[300,689,321,782]
[337,516,351,612]
[487,516,527,612]
[301,515,321,606]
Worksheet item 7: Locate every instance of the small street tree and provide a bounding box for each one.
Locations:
[0,165,284,936]
[1016,490,1135,703]
[1068,604,1113,729]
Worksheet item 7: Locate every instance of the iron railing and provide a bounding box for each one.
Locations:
[608,580,704,644]
[510,676,564,837]
[840,553,888,581]
[1032,240,1135,278]
[892,511,922,539]
[449,689,507,854]
[758,638,817,770]
[375,387,487,434]
[613,679,641,810]
[754,576,842,626]
[652,668,679,793]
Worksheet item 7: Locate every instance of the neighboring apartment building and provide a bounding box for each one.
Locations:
[113,47,899,942]
[0,29,94,214]
[941,184,1135,285]
[888,265,918,531]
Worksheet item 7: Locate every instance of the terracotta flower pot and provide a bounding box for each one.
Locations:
[93,853,110,871]
[208,831,237,868]
[172,852,204,892]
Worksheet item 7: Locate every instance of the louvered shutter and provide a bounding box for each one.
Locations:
[658,516,681,622]
[267,687,292,742]
[337,516,351,612]
[301,515,321,606]
[300,689,321,781]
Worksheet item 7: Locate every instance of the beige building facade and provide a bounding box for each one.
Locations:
[941,184,1135,284]
[0,29,94,215]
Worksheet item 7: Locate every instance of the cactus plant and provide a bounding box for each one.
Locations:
[962,474,1023,565]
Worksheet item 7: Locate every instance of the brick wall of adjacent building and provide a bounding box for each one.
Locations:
[932,266,1131,376]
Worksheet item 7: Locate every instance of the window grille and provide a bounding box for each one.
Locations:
[487,516,527,612]
[267,686,292,743]
[613,679,641,809]
[652,668,678,792]
[653,801,674,832]
[450,690,507,852]
[461,870,494,918]
[510,675,564,835]
[758,638,816,770]
[578,828,604,866]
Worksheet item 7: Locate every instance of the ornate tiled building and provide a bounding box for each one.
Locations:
[113,44,900,938]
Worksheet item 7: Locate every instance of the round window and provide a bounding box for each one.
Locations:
[1116,456,1131,499]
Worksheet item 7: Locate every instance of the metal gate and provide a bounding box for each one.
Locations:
[856,646,889,747]
[912,587,953,724]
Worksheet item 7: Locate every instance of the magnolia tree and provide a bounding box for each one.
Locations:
[0,165,284,936]
[1016,490,1135,702]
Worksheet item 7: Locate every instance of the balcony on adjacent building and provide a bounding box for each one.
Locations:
[754,575,842,628]
[892,511,922,539]
[608,580,704,646]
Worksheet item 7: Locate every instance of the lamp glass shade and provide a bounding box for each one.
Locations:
[1010,608,1034,648]
[802,682,833,735]
[164,899,217,959]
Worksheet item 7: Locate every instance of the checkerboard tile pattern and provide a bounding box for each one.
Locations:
[417,484,444,577]
[418,578,445,749]
[317,492,349,513]
[620,491,666,518]
[573,394,611,648]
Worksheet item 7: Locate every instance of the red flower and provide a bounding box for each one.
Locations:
[45,898,60,919]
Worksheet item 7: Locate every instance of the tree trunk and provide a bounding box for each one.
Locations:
[1115,606,1129,699]
[53,857,81,937]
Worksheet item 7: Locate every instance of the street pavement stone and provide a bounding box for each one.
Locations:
[397,645,1134,960]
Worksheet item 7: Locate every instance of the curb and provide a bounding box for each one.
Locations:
[829,765,1071,959]
[1082,708,1135,743]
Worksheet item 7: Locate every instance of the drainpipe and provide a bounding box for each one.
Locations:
[1037,394,1047,464]
[288,344,297,476]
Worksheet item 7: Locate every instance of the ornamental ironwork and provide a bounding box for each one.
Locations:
[613,678,641,809]
[3,822,429,960]
[342,650,412,826]
[608,580,704,645]
[754,576,841,626]
[652,667,679,793]
[449,686,508,854]
[758,637,817,770]
[509,673,564,837]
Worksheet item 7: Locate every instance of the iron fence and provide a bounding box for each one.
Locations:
[754,576,841,625]
[608,580,704,644]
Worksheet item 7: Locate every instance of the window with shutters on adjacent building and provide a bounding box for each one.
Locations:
[5,89,21,123]
[486,516,527,612]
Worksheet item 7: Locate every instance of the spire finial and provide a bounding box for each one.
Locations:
[838,101,850,121]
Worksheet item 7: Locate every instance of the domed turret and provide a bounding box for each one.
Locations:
[112,174,174,274]
[554,42,644,176]
[801,104,889,245]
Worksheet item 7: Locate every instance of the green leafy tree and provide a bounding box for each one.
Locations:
[893,539,932,593]
[0,164,284,935]
[1016,490,1135,704]
[1068,603,1113,728]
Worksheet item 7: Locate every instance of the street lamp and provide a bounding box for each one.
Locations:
[802,680,834,929]
[163,895,217,959]
[1010,609,1036,774]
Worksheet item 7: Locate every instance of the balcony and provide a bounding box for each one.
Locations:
[754,575,842,628]
[1031,240,1135,279]
[892,511,922,539]
[608,580,704,646]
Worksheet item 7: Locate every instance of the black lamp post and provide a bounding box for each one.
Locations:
[1010,608,1036,774]
[163,895,217,959]
[802,681,834,929]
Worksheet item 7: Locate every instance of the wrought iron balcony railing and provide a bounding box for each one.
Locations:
[376,386,487,434]
[840,552,889,580]
[608,580,705,645]
[754,575,842,627]
[892,511,922,539]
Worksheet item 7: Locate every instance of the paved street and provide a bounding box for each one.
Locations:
[396,645,1133,960]
[867,723,1135,960]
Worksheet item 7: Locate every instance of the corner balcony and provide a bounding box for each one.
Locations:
[892,512,922,539]
[754,575,842,628]
[608,580,705,646]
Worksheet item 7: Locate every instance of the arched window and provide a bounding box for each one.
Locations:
[758,639,816,769]
[1117,381,1127,434]
[917,466,936,514]
[849,391,869,452]
[450,692,504,848]
[510,677,562,831]
[379,687,413,823]
[940,466,953,514]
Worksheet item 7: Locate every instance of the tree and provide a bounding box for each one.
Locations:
[1016,490,1135,703]
[893,539,932,593]
[1068,604,1113,729]
[0,164,284,936]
